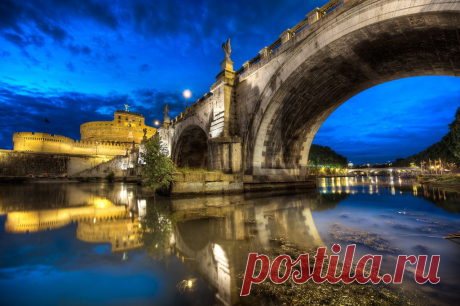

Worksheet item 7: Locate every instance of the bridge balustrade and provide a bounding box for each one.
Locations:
[237,0,345,75]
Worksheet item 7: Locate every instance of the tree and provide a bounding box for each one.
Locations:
[140,197,176,263]
[141,135,176,192]
[308,144,347,168]
[449,106,460,159]
[393,106,460,168]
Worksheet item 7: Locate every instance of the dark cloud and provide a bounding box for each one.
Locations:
[0,0,116,58]
[66,61,75,72]
[139,64,151,72]
[21,50,40,66]
[3,32,45,48]
[105,53,117,62]
[35,20,67,42]
[67,43,91,55]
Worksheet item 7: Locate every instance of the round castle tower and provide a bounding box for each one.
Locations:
[13,110,156,156]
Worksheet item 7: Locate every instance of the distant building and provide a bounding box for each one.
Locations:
[348,161,354,168]
[13,110,156,156]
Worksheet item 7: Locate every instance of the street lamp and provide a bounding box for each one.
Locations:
[154,120,160,127]
[183,89,192,108]
[95,141,99,155]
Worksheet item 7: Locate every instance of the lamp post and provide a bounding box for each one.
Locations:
[95,141,99,155]
[154,120,160,127]
[183,89,192,108]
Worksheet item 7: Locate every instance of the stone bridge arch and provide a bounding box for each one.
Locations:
[172,124,209,169]
[243,0,460,179]
[161,0,460,183]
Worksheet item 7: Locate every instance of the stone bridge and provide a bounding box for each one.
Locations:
[347,166,421,176]
[160,0,460,183]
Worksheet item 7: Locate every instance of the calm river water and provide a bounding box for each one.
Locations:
[0,178,459,305]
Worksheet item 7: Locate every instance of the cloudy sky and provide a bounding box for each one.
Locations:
[0,0,459,164]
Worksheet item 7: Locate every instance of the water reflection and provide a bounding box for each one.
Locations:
[0,181,459,305]
[318,176,460,213]
[1,184,147,253]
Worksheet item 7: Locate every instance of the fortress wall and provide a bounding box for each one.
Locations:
[13,132,131,156]
[0,149,114,177]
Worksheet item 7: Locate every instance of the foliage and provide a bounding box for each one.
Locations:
[141,135,176,192]
[393,106,460,168]
[105,171,115,182]
[308,144,347,168]
[449,107,460,159]
[139,198,177,262]
[416,174,460,185]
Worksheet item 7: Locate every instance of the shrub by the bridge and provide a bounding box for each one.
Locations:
[141,135,175,193]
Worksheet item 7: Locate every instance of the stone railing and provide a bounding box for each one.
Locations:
[169,92,214,126]
[237,0,345,77]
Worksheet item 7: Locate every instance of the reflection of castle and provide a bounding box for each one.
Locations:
[13,110,156,156]
[170,193,323,306]
[3,184,147,253]
[77,219,143,253]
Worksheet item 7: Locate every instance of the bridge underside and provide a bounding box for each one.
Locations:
[173,125,208,169]
[249,12,460,178]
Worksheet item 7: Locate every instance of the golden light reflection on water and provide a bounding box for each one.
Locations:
[317,176,454,202]
[318,176,417,195]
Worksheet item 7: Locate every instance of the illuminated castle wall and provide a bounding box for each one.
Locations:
[13,110,156,156]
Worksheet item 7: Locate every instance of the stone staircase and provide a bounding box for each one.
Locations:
[71,155,129,178]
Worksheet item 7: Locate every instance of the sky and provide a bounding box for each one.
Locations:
[0,0,459,164]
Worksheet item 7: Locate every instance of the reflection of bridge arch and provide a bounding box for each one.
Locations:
[176,219,211,251]
[171,194,323,305]
[172,124,208,169]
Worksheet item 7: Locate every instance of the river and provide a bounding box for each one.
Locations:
[0,178,459,305]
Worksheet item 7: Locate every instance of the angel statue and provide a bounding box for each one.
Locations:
[124,104,129,112]
[222,39,231,60]
[164,104,169,117]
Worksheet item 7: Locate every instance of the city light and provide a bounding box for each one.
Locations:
[154,120,160,127]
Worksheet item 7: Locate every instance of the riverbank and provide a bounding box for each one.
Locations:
[0,173,317,195]
[416,174,460,192]
[0,176,140,184]
[237,239,425,306]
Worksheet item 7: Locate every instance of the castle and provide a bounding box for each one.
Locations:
[13,109,156,156]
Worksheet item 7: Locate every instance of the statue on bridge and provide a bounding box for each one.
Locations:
[222,38,231,59]
[164,104,169,117]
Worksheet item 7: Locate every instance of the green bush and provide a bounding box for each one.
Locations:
[141,135,175,192]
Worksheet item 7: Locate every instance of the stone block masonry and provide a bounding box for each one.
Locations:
[0,150,114,177]
[170,172,243,195]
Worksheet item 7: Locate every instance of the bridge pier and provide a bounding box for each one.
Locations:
[208,136,242,174]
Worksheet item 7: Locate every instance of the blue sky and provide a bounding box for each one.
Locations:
[0,0,459,164]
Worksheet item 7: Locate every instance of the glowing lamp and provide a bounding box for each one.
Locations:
[182,89,192,99]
